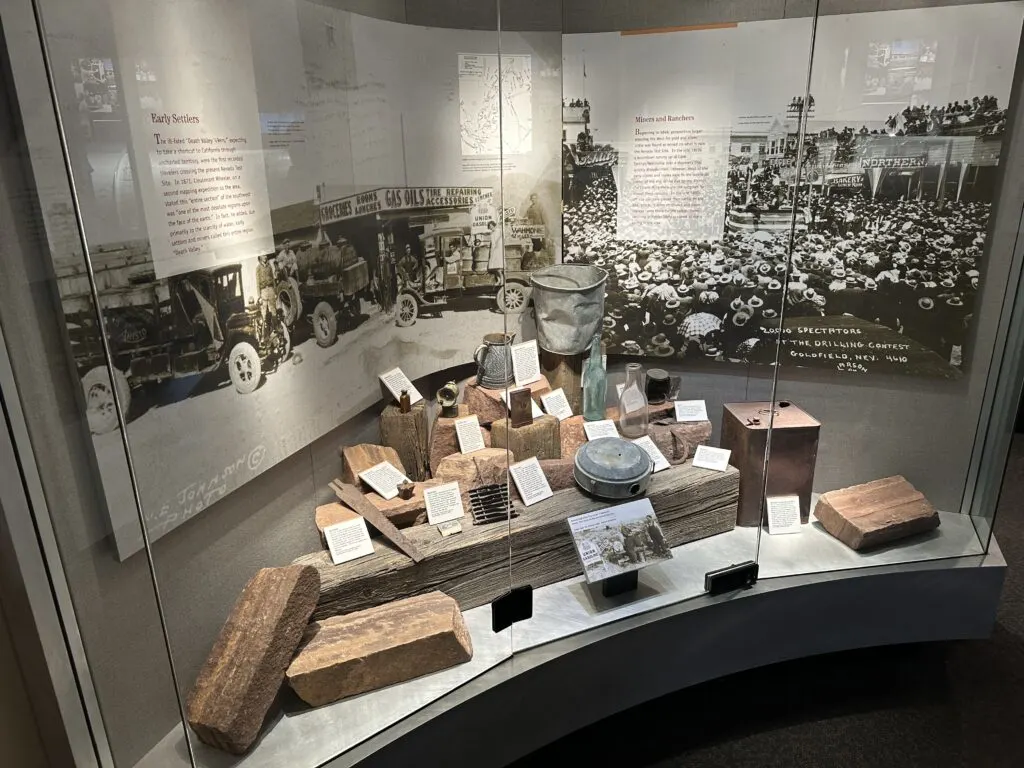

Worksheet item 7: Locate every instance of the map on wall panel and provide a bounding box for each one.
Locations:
[459,53,533,156]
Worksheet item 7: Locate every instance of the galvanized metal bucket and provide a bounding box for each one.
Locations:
[529,264,608,355]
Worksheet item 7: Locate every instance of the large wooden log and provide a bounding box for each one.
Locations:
[379,402,429,481]
[186,565,320,754]
[285,592,473,707]
[815,475,939,550]
[294,461,739,620]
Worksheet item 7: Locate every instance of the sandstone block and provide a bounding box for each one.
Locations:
[315,503,359,544]
[285,592,473,707]
[559,415,588,459]
[436,447,514,510]
[187,565,320,754]
[340,444,406,487]
[491,416,561,462]
[539,458,577,492]
[647,420,713,464]
[463,380,509,426]
[815,475,940,551]
[364,480,442,527]
[429,404,492,477]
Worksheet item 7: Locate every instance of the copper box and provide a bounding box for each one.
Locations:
[720,401,820,527]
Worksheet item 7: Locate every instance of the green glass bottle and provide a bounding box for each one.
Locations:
[583,333,608,421]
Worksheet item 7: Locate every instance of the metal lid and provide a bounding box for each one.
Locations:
[574,437,652,483]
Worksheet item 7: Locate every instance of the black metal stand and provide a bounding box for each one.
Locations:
[600,571,639,598]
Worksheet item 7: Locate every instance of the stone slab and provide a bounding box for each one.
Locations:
[429,404,492,477]
[435,448,514,511]
[815,475,940,551]
[285,592,473,707]
[315,503,360,544]
[538,458,576,493]
[340,444,406,487]
[186,565,320,754]
[364,480,442,528]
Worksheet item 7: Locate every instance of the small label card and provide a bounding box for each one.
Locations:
[424,481,465,525]
[509,456,553,506]
[620,387,646,415]
[511,339,542,387]
[692,445,732,472]
[324,517,375,565]
[358,461,410,500]
[583,419,619,441]
[378,367,423,405]
[503,389,543,419]
[616,382,625,398]
[674,400,709,422]
[632,435,671,473]
[766,495,803,535]
[540,388,574,421]
[454,415,486,454]
[437,519,463,537]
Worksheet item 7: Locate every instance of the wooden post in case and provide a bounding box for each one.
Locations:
[720,401,820,527]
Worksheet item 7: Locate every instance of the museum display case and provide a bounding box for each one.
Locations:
[1,1,1023,767]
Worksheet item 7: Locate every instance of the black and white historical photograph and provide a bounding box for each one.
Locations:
[568,502,673,583]
[49,0,561,556]
[562,4,1022,379]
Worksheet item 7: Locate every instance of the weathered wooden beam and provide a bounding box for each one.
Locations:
[379,402,429,481]
[492,415,561,461]
[296,462,739,620]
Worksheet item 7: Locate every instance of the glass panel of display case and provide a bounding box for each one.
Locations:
[505,1,813,652]
[8,0,521,765]
[756,1,1024,579]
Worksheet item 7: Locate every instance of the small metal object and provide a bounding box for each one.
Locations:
[438,381,460,418]
[397,481,415,500]
[573,437,653,500]
[399,389,411,413]
[645,368,670,404]
[509,388,533,428]
[530,264,608,354]
[469,483,516,524]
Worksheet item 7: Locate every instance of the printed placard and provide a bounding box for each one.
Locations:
[437,519,463,537]
[454,415,486,454]
[766,495,803,535]
[674,400,709,422]
[378,367,424,405]
[692,445,732,473]
[508,456,553,506]
[324,517,375,565]
[632,435,671,473]
[503,389,543,419]
[540,388,574,421]
[583,419,619,441]
[424,482,465,525]
[358,461,410,500]
[511,339,542,387]
[567,498,672,584]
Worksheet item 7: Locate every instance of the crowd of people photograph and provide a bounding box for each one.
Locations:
[563,138,991,374]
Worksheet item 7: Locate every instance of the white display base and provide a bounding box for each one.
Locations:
[137,509,988,768]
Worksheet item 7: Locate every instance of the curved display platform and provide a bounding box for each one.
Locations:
[139,519,1002,768]
[343,542,1003,768]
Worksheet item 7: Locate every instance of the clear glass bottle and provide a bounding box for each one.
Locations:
[582,333,607,421]
[618,362,648,438]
